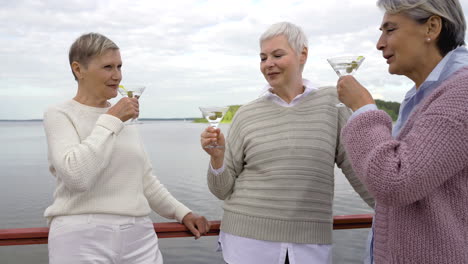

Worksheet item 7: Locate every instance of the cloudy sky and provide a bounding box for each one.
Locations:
[2,0,468,120]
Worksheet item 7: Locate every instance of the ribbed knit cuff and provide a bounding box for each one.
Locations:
[96,114,124,135]
[210,162,225,175]
[174,204,192,223]
[207,165,235,200]
[208,165,231,187]
[349,104,378,121]
[342,110,392,143]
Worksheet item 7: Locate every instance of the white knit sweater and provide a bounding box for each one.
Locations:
[43,99,191,223]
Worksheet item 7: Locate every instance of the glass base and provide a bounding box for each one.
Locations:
[204,145,225,149]
[125,119,143,125]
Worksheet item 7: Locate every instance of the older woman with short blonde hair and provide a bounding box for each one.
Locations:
[201,22,374,264]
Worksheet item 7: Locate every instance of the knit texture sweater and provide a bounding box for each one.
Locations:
[342,67,468,263]
[43,100,191,223]
[208,86,374,244]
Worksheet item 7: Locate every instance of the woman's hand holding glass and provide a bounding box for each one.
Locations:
[106,97,140,122]
[200,126,225,169]
[336,75,375,111]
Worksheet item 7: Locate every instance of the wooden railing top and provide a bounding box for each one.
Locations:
[0,214,373,246]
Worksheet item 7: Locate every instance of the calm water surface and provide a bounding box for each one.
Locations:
[0,120,373,264]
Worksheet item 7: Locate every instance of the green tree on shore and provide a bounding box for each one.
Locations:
[375,99,400,121]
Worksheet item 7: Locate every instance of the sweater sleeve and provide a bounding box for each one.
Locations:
[207,107,245,200]
[335,106,375,209]
[43,108,124,192]
[140,146,191,223]
[342,87,468,207]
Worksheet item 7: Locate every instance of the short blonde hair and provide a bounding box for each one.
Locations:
[377,0,466,56]
[68,33,119,80]
[259,22,308,56]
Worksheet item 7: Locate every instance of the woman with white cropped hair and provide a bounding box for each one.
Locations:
[200,22,375,264]
[336,0,468,263]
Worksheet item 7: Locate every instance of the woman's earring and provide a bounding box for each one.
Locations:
[426,38,431,42]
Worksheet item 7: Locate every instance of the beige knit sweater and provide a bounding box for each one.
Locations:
[208,86,374,244]
[43,99,191,223]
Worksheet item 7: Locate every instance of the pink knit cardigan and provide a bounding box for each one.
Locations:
[342,67,468,264]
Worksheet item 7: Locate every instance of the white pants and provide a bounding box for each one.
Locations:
[48,214,163,264]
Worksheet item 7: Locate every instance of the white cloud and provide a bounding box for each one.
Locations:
[1,0,468,119]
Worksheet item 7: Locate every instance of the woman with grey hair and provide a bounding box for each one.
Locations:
[336,0,468,263]
[200,22,374,264]
[43,32,210,264]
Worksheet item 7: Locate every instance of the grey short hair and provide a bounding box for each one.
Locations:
[377,0,466,56]
[259,22,308,55]
[68,32,119,80]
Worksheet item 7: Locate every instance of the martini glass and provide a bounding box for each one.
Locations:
[199,106,229,148]
[118,84,146,124]
[327,55,365,107]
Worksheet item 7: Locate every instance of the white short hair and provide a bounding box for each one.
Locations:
[259,22,308,55]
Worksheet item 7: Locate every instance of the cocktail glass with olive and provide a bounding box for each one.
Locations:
[199,106,229,148]
[118,84,146,124]
[327,55,365,107]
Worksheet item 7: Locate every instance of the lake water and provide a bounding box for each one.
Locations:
[0,120,373,264]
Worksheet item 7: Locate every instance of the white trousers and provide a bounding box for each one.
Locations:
[48,214,163,264]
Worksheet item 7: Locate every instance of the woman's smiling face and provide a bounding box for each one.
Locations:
[260,35,306,89]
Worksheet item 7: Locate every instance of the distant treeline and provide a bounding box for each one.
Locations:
[375,99,400,121]
[194,100,401,123]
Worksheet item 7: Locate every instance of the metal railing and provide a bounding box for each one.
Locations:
[0,214,373,246]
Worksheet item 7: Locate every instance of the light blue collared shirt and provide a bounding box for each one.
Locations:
[352,46,468,136]
[358,46,468,264]
[392,46,468,137]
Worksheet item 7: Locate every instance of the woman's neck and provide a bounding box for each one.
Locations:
[412,50,444,89]
[74,87,109,108]
[270,80,305,103]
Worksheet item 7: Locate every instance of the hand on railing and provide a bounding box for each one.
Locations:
[182,212,211,239]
